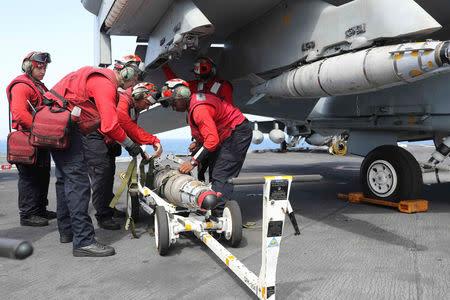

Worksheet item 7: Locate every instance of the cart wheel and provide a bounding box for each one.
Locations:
[154,206,170,256]
[223,201,242,247]
[130,193,140,222]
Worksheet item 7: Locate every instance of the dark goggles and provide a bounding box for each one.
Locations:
[31,52,51,63]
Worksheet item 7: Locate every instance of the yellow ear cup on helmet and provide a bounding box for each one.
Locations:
[22,60,33,73]
[175,86,191,99]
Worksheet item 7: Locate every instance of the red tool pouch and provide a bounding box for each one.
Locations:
[7,130,36,165]
[30,104,71,150]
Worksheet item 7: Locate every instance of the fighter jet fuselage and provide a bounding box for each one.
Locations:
[82,0,450,201]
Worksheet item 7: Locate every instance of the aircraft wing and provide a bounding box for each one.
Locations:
[82,0,450,144]
[83,0,445,71]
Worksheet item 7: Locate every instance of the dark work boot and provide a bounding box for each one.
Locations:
[20,215,49,227]
[112,208,126,219]
[98,219,121,230]
[60,235,73,243]
[40,210,57,220]
[73,242,115,257]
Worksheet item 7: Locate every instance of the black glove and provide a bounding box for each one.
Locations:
[125,142,144,157]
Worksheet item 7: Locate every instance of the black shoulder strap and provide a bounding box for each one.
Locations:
[49,89,68,109]
[29,77,47,96]
[7,81,36,133]
[7,78,49,132]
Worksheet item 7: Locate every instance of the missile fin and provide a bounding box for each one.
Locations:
[246,93,266,106]
[246,73,266,85]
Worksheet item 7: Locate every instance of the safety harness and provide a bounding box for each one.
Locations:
[109,157,155,238]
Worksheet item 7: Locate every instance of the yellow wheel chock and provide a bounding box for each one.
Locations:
[338,193,428,213]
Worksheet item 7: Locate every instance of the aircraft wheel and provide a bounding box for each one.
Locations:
[130,193,140,222]
[154,206,170,256]
[223,201,242,247]
[360,145,422,202]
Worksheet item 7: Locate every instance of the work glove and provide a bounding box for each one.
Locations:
[125,142,144,157]
[121,137,144,157]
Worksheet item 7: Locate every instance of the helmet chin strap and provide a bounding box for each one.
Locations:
[115,71,126,88]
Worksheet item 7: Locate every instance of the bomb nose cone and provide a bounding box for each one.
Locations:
[199,191,218,210]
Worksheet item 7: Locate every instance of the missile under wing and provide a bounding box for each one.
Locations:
[82,0,450,202]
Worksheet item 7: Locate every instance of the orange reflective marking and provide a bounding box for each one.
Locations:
[284,14,290,25]
[410,70,423,77]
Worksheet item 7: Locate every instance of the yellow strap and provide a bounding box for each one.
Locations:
[125,217,138,238]
[148,227,154,236]
[243,221,261,229]
[109,158,137,208]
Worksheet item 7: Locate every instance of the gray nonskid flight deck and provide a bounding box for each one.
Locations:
[1,146,449,299]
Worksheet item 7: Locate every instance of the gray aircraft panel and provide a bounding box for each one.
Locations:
[80,0,102,15]
[192,0,279,40]
[221,0,331,79]
[105,0,173,36]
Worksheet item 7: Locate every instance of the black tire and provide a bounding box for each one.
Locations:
[130,193,140,222]
[223,201,242,247]
[360,145,422,202]
[155,206,170,256]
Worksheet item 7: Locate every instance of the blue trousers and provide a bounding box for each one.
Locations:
[82,131,117,222]
[51,127,95,248]
[16,149,50,218]
[211,120,252,214]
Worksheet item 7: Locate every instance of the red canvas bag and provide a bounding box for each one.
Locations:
[7,130,36,165]
[30,90,72,149]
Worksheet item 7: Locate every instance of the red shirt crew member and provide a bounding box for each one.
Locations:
[44,55,146,257]
[162,57,234,181]
[117,84,163,158]
[162,56,233,105]
[158,79,252,217]
[6,51,56,227]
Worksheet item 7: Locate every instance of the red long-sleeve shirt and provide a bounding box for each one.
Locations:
[85,74,127,143]
[9,82,47,130]
[161,64,233,105]
[191,104,220,151]
[116,92,160,145]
